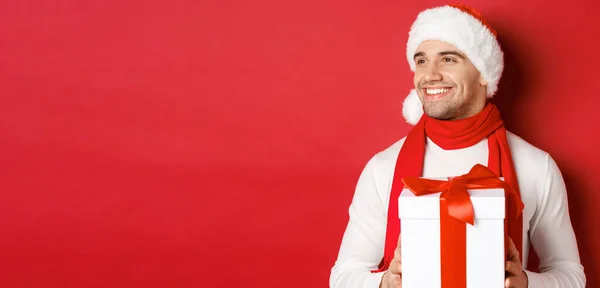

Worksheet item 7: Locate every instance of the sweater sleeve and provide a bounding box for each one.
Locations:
[329,156,387,288]
[524,154,586,287]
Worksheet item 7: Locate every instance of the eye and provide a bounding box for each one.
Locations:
[416,59,426,65]
[443,57,456,63]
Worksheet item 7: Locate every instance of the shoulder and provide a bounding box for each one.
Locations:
[506,131,551,168]
[357,136,407,187]
[505,131,561,192]
[366,137,406,172]
[355,137,407,208]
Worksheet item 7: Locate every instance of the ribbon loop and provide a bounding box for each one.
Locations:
[445,178,475,225]
[402,164,524,225]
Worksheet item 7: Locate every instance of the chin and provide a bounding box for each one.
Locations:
[423,106,455,120]
[425,113,454,120]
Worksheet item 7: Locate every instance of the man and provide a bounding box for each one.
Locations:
[330,4,586,288]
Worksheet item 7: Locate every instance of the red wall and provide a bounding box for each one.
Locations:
[1,0,599,287]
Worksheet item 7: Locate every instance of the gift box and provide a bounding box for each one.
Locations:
[398,179,506,288]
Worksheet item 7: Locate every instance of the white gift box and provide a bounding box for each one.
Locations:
[399,184,506,288]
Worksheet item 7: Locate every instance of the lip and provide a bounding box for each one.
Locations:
[421,87,454,101]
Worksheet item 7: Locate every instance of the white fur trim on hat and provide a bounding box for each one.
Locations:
[402,89,423,125]
[402,5,503,125]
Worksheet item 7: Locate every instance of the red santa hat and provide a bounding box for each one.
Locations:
[402,4,504,125]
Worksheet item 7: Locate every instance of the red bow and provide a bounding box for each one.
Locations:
[402,164,524,225]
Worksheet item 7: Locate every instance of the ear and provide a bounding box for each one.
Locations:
[479,75,488,86]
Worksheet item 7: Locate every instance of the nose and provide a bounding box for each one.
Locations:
[423,63,442,82]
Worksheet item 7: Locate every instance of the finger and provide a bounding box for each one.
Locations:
[394,234,402,259]
[504,276,516,288]
[389,272,403,287]
[505,261,520,277]
[506,237,520,263]
[391,263,402,275]
[390,258,402,275]
[394,247,401,260]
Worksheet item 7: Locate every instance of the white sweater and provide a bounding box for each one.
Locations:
[330,131,586,287]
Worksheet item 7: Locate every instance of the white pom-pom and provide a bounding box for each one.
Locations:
[402,89,423,125]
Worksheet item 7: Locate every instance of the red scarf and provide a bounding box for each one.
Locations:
[373,102,523,272]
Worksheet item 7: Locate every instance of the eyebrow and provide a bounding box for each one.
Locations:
[439,51,465,59]
[413,50,466,60]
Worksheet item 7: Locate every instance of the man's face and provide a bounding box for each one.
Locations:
[413,40,487,120]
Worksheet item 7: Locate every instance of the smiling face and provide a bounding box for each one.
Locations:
[413,40,488,120]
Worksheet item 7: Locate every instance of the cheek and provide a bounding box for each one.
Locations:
[438,67,458,84]
[464,68,481,83]
[461,72,480,93]
[444,69,469,89]
[413,71,423,86]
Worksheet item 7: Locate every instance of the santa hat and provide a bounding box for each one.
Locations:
[402,4,504,125]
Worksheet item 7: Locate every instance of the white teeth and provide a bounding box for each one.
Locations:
[426,88,449,95]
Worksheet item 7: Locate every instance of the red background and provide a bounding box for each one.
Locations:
[1,0,599,287]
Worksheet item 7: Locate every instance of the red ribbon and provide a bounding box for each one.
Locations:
[402,164,524,287]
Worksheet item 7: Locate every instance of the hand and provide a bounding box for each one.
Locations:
[380,235,402,288]
[505,236,528,288]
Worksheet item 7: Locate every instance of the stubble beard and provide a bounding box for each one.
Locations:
[419,88,463,120]
[422,98,460,120]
